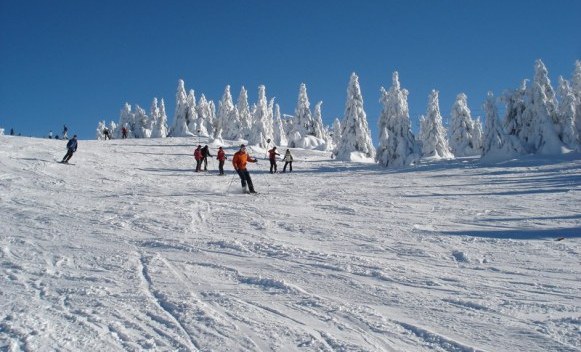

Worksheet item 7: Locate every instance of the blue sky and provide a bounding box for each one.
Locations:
[1,0,580,140]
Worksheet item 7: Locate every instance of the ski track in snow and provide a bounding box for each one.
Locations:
[0,136,580,351]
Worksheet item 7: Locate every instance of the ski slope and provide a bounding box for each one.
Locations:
[1,136,580,351]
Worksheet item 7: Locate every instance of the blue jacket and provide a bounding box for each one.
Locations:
[66,138,78,152]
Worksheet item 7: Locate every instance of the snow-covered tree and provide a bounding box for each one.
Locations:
[419,90,452,159]
[151,98,168,138]
[312,101,325,139]
[273,103,288,147]
[96,121,106,140]
[219,85,242,140]
[571,60,581,144]
[482,92,524,161]
[118,103,135,138]
[288,83,313,147]
[449,93,481,156]
[248,85,270,147]
[194,94,210,137]
[502,80,528,148]
[133,105,150,138]
[237,87,252,139]
[171,80,193,137]
[332,118,342,149]
[376,72,419,167]
[334,73,376,160]
[557,77,578,148]
[522,60,565,154]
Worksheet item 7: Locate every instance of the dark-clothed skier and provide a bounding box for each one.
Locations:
[217,147,227,175]
[268,146,280,173]
[201,145,212,171]
[61,135,78,163]
[232,144,257,193]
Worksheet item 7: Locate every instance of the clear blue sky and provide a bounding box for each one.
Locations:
[1,0,580,140]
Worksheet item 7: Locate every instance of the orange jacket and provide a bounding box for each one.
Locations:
[232,150,256,170]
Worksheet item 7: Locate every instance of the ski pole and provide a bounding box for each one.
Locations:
[226,172,237,194]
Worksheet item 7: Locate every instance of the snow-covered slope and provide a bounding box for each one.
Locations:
[1,135,580,351]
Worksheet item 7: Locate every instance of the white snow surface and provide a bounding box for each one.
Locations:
[1,135,580,352]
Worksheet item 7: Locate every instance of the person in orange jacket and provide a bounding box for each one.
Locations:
[268,146,280,174]
[217,146,227,175]
[194,145,203,172]
[232,144,257,193]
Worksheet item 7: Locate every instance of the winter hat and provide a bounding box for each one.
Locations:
[240,144,246,148]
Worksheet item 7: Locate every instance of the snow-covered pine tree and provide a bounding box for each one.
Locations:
[334,73,376,160]
[149,98,160,135]
[472,117,483,153]
[449,93,481,156]
[273,104,288,147]
[332,118,342,150]
[288,83,313,147]
[133,105,150,138]
[419,90,453,159]
[151,98,168,138]
[376,71,419,167]
[502,80,528,149]
[170,79,193,137]
[118,103,135,138]
[312,101,325,139]
[248,85,270,147]
[186,90,200,135]
[96,121,106,140]
[524,60,565,154]
[219,85,240,140]
[571,60,581,144]
[237,87,252,139]
[194,94,210,137]
[482,92,524,161]
[557,77,578,148]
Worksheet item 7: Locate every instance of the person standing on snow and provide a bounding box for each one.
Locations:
[217,146,227,175]
[268,146,280,173]
[232,144,257,193]
[282,149,293,172]
[201,145,212,171]
[62,125,68,139]
[61,135,78,163]
[194,145,203,172]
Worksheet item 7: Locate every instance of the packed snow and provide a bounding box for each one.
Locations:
[1,135,580,351]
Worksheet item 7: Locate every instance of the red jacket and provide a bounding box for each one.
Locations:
[194,148,203,160]
[232,150,256,170]
[268,148,280,160]
[217,149,226,161]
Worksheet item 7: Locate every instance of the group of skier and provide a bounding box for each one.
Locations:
[194,143,294,194]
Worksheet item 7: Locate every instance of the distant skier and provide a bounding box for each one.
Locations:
[282,149,293,172]
[61,135,78,163]
[201,145,212,171]
[49,130,53,139]
[62,125,68,139]
[268,146,280,173]
[121,126,128,139]
[217,146,227,175]
[232,144,257,193]
[194,145,203,172]
[103,127,111,140]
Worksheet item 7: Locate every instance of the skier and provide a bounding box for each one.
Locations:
[268,146,280,173]
[194,145,203,172]
[217,146,227,175]
[61,135,78,163]
[282,149,293,173]
[121,126,128,139]
[103,127,111,140]
[201,145,212,171]
[232,144,257,193]
[49,130,53,139]
[62,125,68,139]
